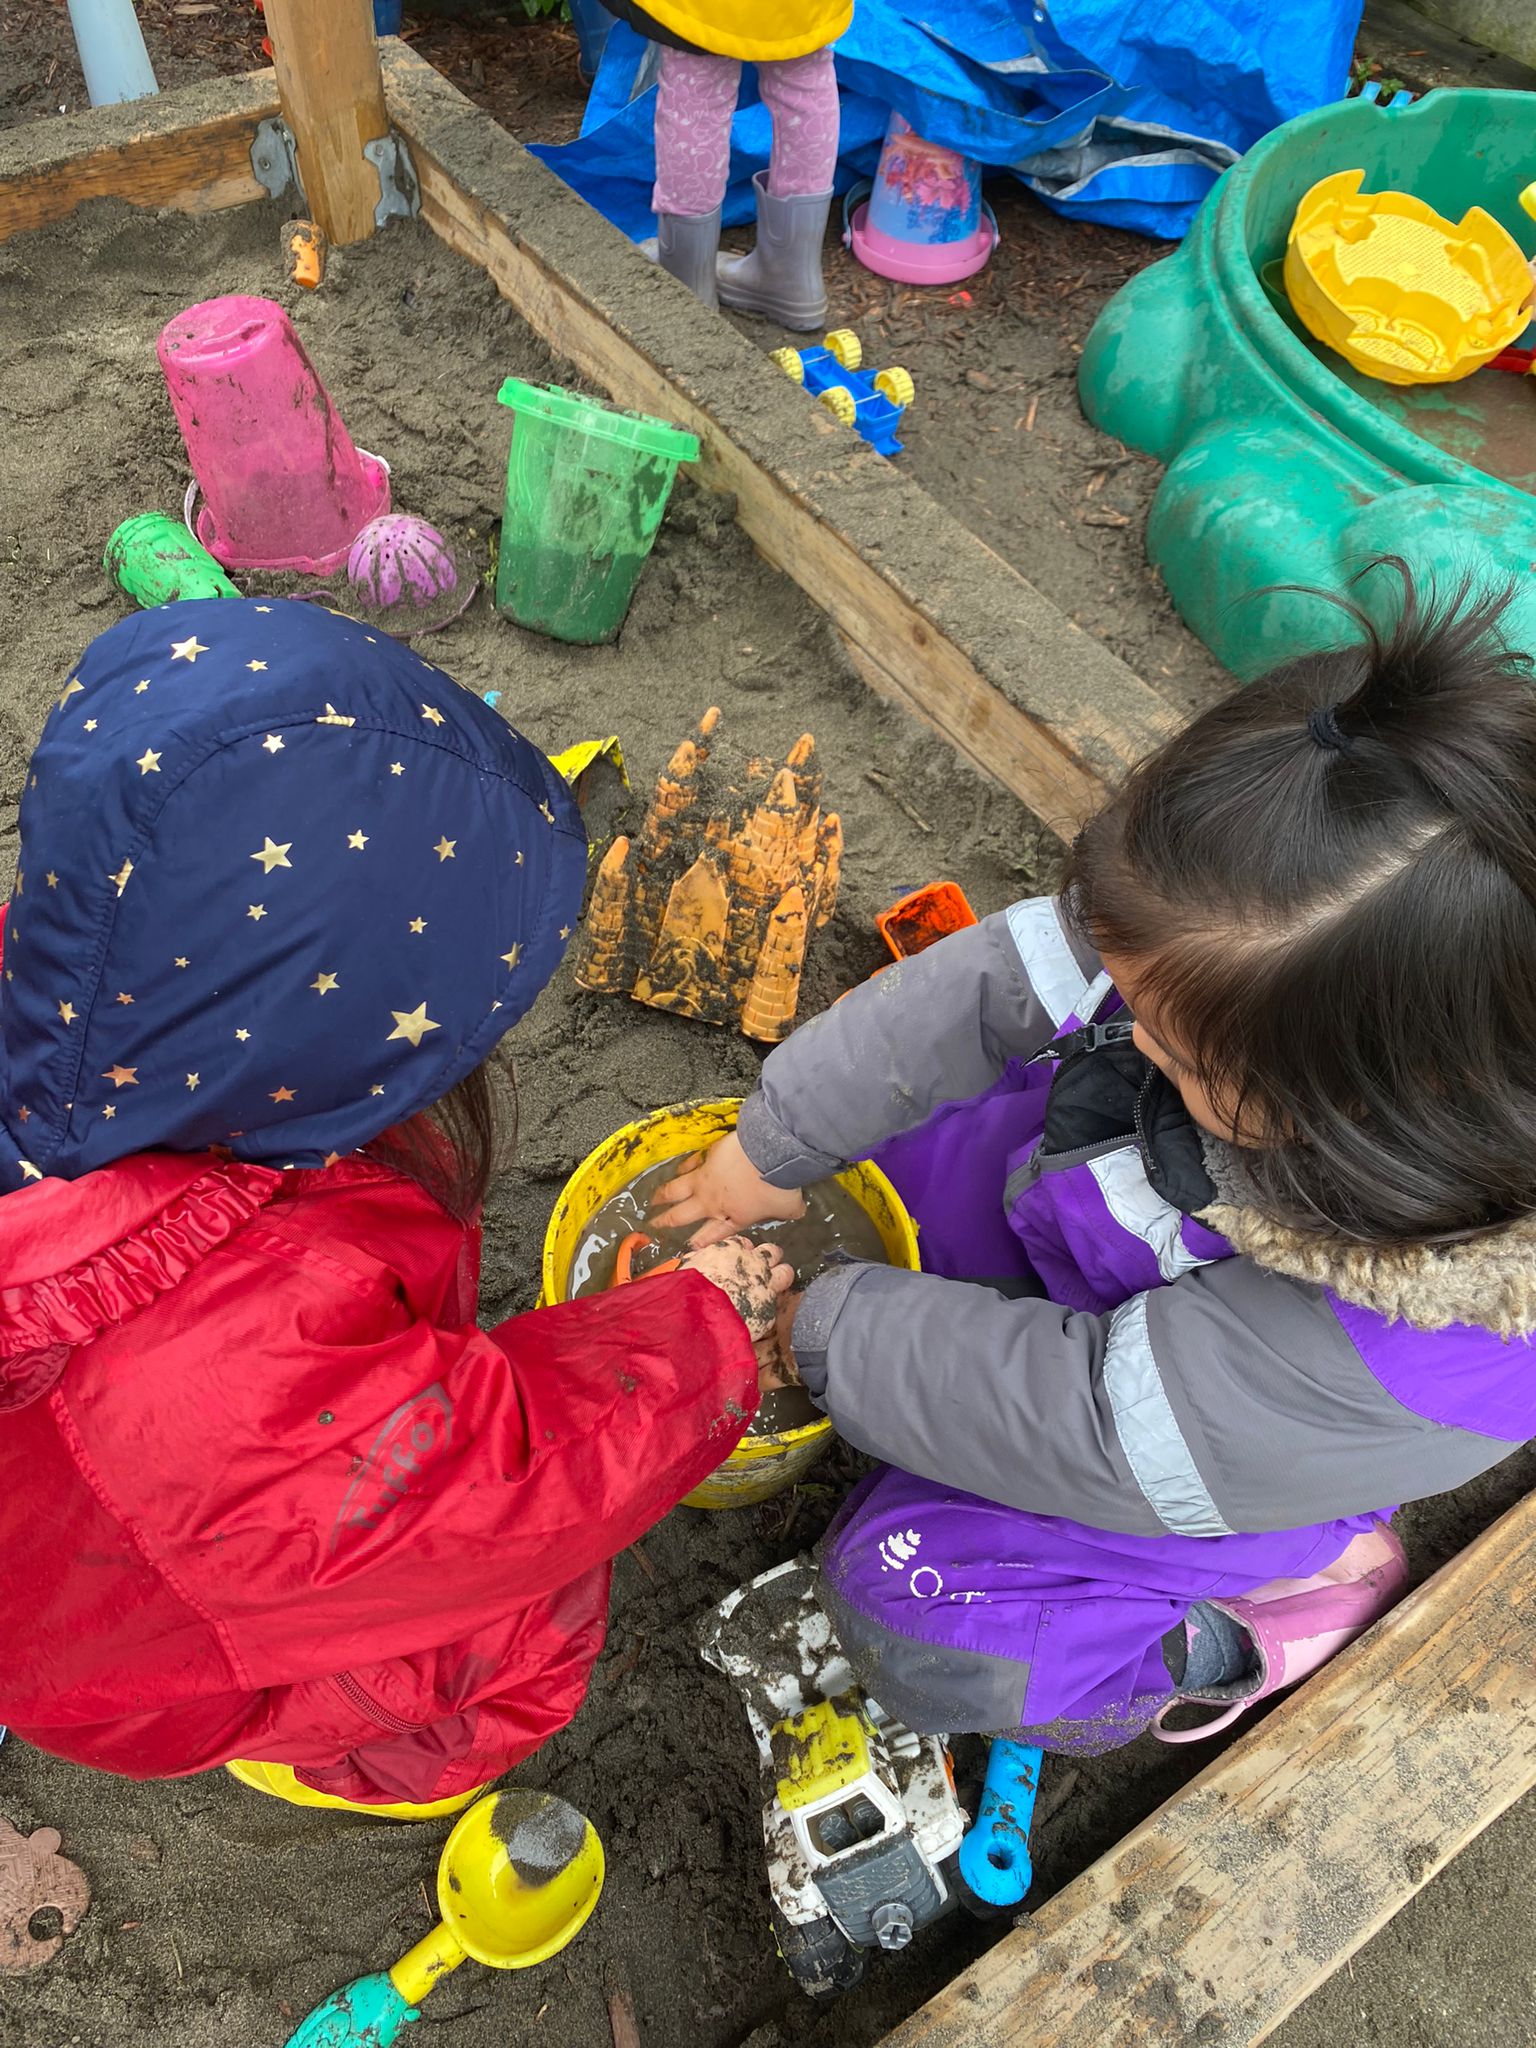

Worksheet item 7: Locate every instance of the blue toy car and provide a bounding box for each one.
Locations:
[769,331,915,458]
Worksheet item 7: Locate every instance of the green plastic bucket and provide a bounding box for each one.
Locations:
[494,379,699,645]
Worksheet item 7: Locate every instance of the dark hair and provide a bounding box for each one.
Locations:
[365,1055,518,1221]
[1065,560,1536,1247]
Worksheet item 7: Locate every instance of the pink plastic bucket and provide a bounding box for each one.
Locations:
[157,294,389,575]
[848,111,998,286]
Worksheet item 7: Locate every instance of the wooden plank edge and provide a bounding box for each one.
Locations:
[877,1485,1536,2048]
[0,69,278,243]
[380,43,1180,833]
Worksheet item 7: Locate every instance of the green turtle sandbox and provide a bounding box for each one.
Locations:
[1080,89,1536,679]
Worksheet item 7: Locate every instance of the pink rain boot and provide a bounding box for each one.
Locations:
[1152,1520,1409,1745]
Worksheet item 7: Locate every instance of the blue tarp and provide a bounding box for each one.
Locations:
[530,0,1362,243]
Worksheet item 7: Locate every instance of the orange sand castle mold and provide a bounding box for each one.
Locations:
[573,708,842,1042]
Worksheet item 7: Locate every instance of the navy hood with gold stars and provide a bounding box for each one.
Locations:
[0,597,586,1191]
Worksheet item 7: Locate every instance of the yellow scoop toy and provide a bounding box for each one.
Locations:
[1285,167,1533,384]
[284,1789,604,2047]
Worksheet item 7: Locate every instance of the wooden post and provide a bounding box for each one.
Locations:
[261,0,389,246]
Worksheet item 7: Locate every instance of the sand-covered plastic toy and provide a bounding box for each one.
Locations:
[573,707,842,1044]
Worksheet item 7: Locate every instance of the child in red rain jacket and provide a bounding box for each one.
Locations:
[0,599,784,1818]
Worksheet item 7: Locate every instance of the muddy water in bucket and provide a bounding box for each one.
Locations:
[568,1154,888,1435]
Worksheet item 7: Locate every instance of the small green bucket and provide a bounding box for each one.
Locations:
[494,379,699,645]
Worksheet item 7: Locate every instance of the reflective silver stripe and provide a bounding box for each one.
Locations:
[1088,1146,1217,1284]
[1081,969,1114,1021]
[1004,897,1091,1029]
[1103,1294,1233,1536]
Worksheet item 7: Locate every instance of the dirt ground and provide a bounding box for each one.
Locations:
[4,8,1536,2048]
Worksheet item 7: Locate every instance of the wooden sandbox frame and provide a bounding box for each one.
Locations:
[3,11,1535,2042]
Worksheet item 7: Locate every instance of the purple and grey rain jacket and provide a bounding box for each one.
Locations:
[734,899,1536,1749]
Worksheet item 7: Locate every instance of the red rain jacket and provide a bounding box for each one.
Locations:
[0,1152,757,1804]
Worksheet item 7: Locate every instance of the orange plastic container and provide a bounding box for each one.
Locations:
[876,881,977,962]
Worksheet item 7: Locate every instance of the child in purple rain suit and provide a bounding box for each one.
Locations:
[655,564,1536,1753]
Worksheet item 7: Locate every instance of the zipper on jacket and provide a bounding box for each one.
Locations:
[330,1667,424,1737]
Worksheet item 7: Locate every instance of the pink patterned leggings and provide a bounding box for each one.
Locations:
[652,45,839,218]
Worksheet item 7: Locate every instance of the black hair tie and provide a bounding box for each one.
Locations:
[1306,704,1351,754]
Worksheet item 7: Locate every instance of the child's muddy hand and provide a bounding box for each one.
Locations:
[756,1289,804,1391]
[677,1235,794,1339]
[650,1135,807,1248]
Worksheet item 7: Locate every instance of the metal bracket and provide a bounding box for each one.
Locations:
[250,120,420,231]
[363,132,421,228]
[251,115,304,208]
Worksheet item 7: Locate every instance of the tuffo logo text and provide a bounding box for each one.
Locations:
[330,1386,454,1553]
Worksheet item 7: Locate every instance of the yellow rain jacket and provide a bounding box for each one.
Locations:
[636,0,850,62]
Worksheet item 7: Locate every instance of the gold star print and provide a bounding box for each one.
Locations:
[247,661,268,673]
[559,926,572,941]
[186,1073,200,1091]
[134,680,150,695]
[235,1029,251,1042]
[390,762,404,776]
[421,705,445,727]
[251,837,293,874]
[262,735,285,754]
[387,1003,440,1048]
[171,636,207,664]
[110,859,133,896]
[408,917,426,934]
[115,992,134,1006]
[317,704,356,728]
[434,836,456,862]
[83,719,98,734]
[58,1001,76,1025]
[59,678,84,708]
[323,1151,343,1168]
[16,1107,29,1124]
[102,1065,138,1090]
[370,1084,385,1096]
[255,605,272,614]
[136,749,161,776]
[501,945,522,970]
[102,1105,116,1120]
[311,972,340,995]
[346,830,368,851]
[514,851,524,867]
[248,904,267,922]
[174,956,189,969]
[18,1160,41,1183]
[270,1086,297,1104]
[539,801,554,825]
[45,873,57,889]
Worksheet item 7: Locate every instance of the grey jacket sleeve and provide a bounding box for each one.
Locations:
[792,1258,1520,1535]
[737,897,1105,1186]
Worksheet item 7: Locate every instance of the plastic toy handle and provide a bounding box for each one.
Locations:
[957,1738,1042,1909]
[284,1970,420,2048]
[388,1923,469,2009]
[610,1233,683,1287]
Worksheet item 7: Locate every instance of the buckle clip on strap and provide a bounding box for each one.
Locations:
[1028,1017,1138,1065]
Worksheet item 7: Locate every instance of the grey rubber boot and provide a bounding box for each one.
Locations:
[656,207,722,311]
[716,169,832,331]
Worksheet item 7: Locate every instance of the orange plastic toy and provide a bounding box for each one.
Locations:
[609,1233,682,1287]
[876,881,977,962]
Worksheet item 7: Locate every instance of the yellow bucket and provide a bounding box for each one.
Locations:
[540,1097,920,1509]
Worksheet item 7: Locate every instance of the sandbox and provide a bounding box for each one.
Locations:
[4,20,1536,2048]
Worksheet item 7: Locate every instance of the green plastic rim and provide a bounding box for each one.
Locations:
[496,377,700,465]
